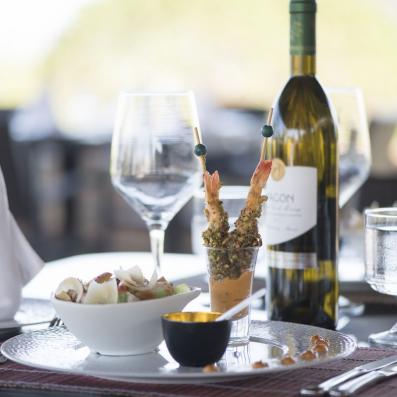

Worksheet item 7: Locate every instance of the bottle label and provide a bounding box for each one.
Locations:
[263,164,317,245]
[267,250,317,270]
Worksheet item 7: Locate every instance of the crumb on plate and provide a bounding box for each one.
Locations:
[280,356,295,366]
[313,343,329,354]
[310,335,329,347]
[252,360,268,369]
[300,350,316,361]
[202,364,218,373]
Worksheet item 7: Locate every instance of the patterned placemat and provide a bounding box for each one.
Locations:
[1,346,397,396]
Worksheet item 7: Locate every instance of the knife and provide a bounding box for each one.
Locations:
[300,355,397,396]
[329,362,397,396]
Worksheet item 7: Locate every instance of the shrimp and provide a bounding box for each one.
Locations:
[230,160,272,248]
[202,171,229,248]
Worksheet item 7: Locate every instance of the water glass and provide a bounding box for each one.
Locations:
[365,207,397,345]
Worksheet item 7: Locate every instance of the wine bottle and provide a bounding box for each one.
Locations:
[264,0,339,329]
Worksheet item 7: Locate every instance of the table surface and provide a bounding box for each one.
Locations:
[22,251,389,336]
[5,251,396,397]
[23,250,366,299]
[22,251,373,327]
[23,252,209,300]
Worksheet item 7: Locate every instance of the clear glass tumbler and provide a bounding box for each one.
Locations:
[365,207,397,345]
[191,186,249,256]
[191,186,266,260]
[206,246,259,345]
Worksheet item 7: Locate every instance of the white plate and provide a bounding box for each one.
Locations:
[1,320,356,383]
[0,298,55,329]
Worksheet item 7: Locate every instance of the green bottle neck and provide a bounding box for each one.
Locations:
[291,55,316,76]
[290,0,316,76]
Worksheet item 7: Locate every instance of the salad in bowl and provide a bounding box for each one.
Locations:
[52,266,200,356]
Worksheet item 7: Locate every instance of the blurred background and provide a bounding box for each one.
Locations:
[1,0,397,261]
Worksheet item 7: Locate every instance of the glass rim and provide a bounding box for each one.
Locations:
[194,185,250,199]
[204,245,260,251]
[365,207,397,219]
[118,90,194,97]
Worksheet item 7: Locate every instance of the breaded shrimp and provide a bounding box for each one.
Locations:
[230,160,272,248]
[202,171,229,248]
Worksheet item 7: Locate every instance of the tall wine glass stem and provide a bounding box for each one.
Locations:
[149,225,165,275]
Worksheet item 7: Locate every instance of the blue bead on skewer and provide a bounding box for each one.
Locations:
[261,125,274,138]
[194,143,207,157]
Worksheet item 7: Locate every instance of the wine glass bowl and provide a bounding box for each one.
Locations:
[326,87,371,208]
[365,207,397,345]
[110,92,201,273]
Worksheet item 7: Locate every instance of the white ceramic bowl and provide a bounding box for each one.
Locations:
[51,288,200,356]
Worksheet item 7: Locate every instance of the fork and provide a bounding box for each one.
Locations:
[0,317,63,365]
[48,317,63,328]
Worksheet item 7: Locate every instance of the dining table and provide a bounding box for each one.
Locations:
[1,251,397,397]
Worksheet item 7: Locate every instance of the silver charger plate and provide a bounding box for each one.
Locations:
[0,298,55,329]
[1,320,356,384]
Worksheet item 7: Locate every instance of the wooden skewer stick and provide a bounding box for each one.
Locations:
[193,127,207,173]
[267,107,273,125]
[193,126,201,145]
[260,138,266,161]
[260,107,274,161]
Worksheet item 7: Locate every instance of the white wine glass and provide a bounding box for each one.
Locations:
[326,87,372,208]
[110,92,202,274]
[327,88,372,320]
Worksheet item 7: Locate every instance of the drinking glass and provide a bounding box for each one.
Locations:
[365,207,397,345]
[326,87,371,208]
[191,186,251,256]
[110,92,201,274]
[206,246,259,345]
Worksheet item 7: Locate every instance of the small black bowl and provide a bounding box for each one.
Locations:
[161,312,231,367]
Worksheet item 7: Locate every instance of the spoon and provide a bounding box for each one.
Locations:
[215,288,266,322]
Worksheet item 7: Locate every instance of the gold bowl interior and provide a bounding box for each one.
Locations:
[162,311,222,323]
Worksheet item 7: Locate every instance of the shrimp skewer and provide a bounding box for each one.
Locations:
[202,171,230,248]
[231,160,272,248]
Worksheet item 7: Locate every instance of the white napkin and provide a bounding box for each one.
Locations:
[0,166,43,321]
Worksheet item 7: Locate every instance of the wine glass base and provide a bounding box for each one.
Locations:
[368,330,397,347]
